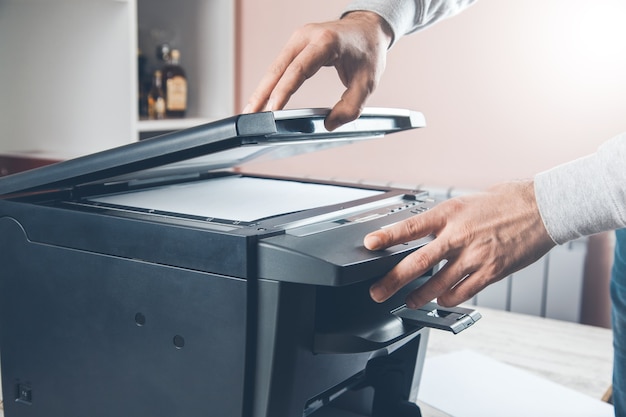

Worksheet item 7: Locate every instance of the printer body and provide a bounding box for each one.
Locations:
[0,109,479,417]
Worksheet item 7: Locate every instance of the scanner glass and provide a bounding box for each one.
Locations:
[88,176,382,222]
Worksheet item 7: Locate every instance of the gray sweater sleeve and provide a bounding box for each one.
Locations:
[343,0,476,45]
[535,133,626,244]
[343,0,626,244]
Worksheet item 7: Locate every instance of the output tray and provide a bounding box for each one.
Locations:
[393,302,481,334]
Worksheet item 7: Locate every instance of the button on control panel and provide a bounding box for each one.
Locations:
[287,195,435,237]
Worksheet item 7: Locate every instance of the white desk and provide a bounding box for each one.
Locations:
[418,307,614,417]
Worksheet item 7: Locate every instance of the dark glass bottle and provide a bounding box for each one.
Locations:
[147,70,166,120]
[137,48,149,118]
[162,49,187,118]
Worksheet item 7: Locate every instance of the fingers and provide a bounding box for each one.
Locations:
[325,98,362,132]
[272,46,340,111]
[375,250,494,309]
[365,207,480,307]
[324,70,373,131]
[365,208,452,305]
[369,238,448,303]
[244,29,336,114]
[404,260,488,308]
[243,40,303,113]
[244,12,390,126]
[364,211,443,251]
[366,181,557,310]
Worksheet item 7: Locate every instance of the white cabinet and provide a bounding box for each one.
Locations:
[0,0,234,156]
[136,0,234,138]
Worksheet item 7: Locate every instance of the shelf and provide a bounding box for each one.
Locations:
[137,0,235,135]
[1,0,234,156]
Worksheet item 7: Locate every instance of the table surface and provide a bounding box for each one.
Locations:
[0,307,613,417]
[417,306,614,417]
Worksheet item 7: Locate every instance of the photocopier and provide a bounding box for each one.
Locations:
[0,108,480,417]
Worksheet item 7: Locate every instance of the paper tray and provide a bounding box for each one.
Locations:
[393,303,482,334]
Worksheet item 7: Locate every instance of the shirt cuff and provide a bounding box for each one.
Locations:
[534,134,626,244]
[342,0,419,47]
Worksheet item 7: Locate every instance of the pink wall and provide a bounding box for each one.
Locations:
[237,0,626,190]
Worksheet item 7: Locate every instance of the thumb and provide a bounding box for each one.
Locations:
[324,72,374,131]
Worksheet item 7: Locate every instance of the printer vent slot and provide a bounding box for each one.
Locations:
[303,371,366,416]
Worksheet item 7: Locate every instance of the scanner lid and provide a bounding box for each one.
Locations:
[0,107,425,196]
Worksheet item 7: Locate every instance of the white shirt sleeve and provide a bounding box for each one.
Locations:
[343,0,476,46]
[534,133,626,244]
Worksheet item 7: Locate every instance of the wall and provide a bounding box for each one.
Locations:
[237,0,626,190]
[237,0,626,327]
[0,0,137,156]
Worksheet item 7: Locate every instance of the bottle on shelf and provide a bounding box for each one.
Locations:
[137,48,149,118]
[156,43,171,64]
[162,49,187,118]
[147,70,166,120]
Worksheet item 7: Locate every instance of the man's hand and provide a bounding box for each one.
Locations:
[243,11,393,131]
[364,180,556,308]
